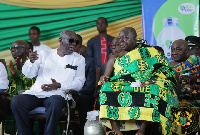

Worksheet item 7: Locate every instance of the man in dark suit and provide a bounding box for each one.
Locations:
[72,34,96,134]
[87,17,114,69]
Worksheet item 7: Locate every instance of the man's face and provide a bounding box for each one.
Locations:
[171,41,188,62]
[29,29,40,43]
[61,32,79,55]
[10,42,26,59]
[188,47,200,56]
[96,18,108,33]
[110,38,122,55]
[119,29,136,51]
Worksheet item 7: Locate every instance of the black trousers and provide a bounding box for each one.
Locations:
[76,94,94,134]
[10,94,65,135]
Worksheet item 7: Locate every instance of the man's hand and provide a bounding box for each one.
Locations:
[65,90,76,94]
[29,49,38,63]
[15,57,23,70]
[99,75,110,85]
[9,60,17,75]
[140,80,155,87]
[18,90,25,95]
[41,78,61,91]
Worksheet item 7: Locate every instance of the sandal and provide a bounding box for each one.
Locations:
[106,131,117,135]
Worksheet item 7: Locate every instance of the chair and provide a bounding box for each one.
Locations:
[28,94,71,135]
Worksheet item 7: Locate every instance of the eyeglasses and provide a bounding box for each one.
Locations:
[61,37,79,45]
[9,45,25,51]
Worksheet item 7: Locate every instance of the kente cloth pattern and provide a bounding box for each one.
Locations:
[99,47,179,135]
[7,57,36,100]
[174,55,200,106]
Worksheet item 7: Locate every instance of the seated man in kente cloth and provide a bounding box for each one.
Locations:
[99,27,179,135]
[171,39,200,106]
[171,39,200,134]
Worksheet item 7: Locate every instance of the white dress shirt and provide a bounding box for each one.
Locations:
[0,62,9,90]
[33,44,51,52]
[22,49,85,99]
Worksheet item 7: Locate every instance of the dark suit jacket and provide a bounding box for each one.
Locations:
[79,56,96,96]
[87,35,114,68]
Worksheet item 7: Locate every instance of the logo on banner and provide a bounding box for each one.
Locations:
[178,3,195,14]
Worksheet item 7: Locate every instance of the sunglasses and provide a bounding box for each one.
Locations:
[68,38,79,45]
[9,45,25,51]
[61,37,79,45]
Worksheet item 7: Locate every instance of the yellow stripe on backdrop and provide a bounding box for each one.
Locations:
[1,15,143,64]
[0,0,113,9]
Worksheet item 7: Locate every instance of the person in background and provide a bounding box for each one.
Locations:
[87,17,114,92]
[26,41,33,52]
[29,26,51,52]
[11,30,85,135]
[171,39,200,106]
[2,40,36,134]
[100,37,124,76]
[0,61,9,90]
[0,60,9,122]
[8,40,36,100]
[69,34,96,135]
[185,36,200,56]
[87,17,114,69]
[170,39,200,134]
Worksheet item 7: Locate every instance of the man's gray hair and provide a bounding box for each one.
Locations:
[60,30,75,38]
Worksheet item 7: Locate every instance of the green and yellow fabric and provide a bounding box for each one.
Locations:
[7,58,36,100]
[99,46,179,135]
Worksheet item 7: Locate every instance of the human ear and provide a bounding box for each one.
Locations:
[59,37,62,43]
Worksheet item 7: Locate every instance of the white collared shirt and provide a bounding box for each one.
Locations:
[0,62,9,89]
[33,44,51,52]
[22,49,85,100]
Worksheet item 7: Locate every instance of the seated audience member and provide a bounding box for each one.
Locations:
[189,46,200,56]
[185,36,200,56]
[69,34,96,134]
[29,26,51,52]
[11,30,85,135]
[95,37,125,110]
[3,40,36,134]
[154,46,165,55]
[100,37,124,77]
[26,41,34,52]
[0,61,9,122]
[8,40,36,100]
[170,39,200,134]
[0,61,9,90]
[171,39,200,106]
[99,27,178,135]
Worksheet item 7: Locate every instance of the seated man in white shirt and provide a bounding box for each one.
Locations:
[29,26,51,52]
[11,30,85,135]
[0,60,9,122]
[0,61,9,90]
